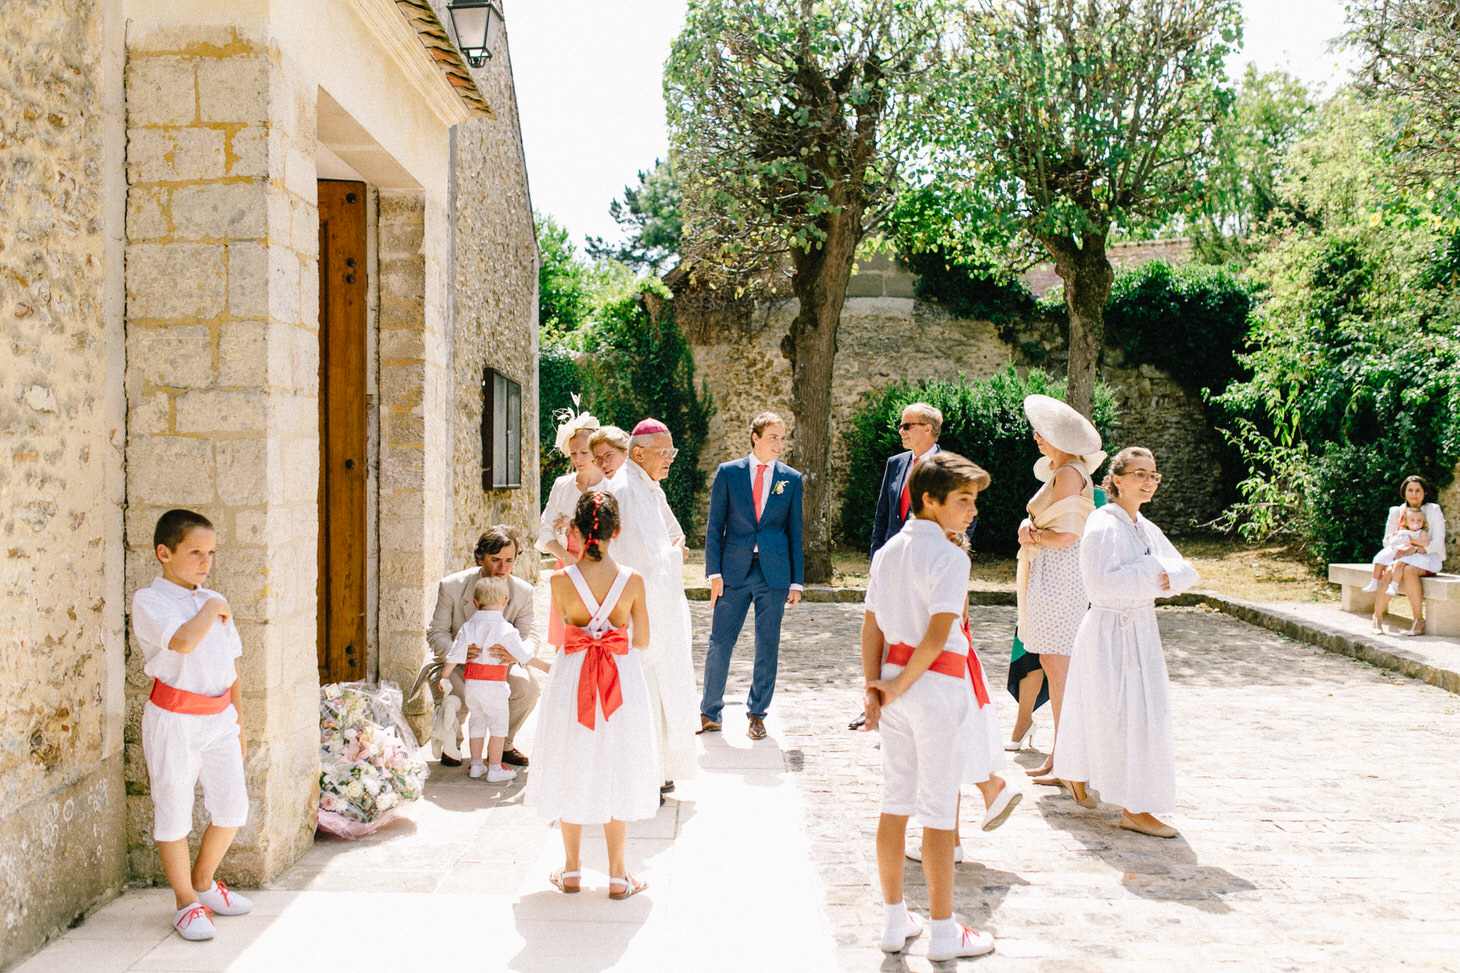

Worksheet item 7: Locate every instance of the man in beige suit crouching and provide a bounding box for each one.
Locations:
[428,525,540,767]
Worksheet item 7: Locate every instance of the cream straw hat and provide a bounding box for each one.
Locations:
[1024,394,1107,482]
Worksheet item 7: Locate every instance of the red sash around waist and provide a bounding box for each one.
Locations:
[884,619,990,708]
[563,625,631,729]
[149,679,233,715]
[464,662,509,681]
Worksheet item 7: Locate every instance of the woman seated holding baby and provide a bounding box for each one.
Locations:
[1367,475,1446,636]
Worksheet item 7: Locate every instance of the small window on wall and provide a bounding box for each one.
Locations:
[482,367,522,490]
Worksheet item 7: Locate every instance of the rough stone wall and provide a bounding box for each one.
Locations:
[445,32,539,578]
[0,0,129,966]
[1436,460,1460,572]
[688,266,1227,541]
[123,24,319,886]
[1023,237,1193,297]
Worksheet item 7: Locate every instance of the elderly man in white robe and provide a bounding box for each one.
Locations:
[605,418,700,792]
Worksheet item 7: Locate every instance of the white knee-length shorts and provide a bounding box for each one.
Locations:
[464,679,510,739]
[142,702,249,842]
[878,673,974,831]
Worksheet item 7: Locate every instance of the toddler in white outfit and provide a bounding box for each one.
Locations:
[440,576,532,781]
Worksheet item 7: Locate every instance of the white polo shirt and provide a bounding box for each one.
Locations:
[132,577,242,697]
[866,518,971,660]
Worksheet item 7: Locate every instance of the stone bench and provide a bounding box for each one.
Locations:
[1328,563,1460,637]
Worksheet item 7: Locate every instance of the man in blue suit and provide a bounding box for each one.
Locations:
[870,402,976,557]
[702,412,804,740]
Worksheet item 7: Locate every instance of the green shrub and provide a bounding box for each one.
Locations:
[573,284,715,536]
[537,344,583,509]
[838,368,1116,556]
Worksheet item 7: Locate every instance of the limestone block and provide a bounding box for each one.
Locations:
[267,247,301,325]
[174,388,267,434]
[292,198,320,257]
[283,144,315,201]
[197,56,269,125]
[289,327,321,394]
[379,327,426,362]
[125,186,171,241]
[279,438,320,507]
[236,618,283,689]
[380,295,426,332]
[218,320,268,386]
[171,182,268,240]
[127,390,172,436]
[126,127,226,183]
[215,438,267,506]
[380,258,426,304]
[127,242,226,320]
[380,445,425,493]
[379,362,426,411]
[381,410,425,448]
[127,436,215,505]
[212,545,268,615]
[126,56,196,126]
[379,586,429,639]
[234,508,268,545]
[127,324,213,390]
[227,241,268,318]
[227,124,270,179]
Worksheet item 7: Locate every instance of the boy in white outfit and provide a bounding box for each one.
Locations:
[440,576,534,781]
[131,509,253,942]
[862,452,1019,962]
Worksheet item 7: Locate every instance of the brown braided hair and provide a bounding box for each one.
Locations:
[573,490,619,561]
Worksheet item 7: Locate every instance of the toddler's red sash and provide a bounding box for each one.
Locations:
[149,679,232,715]
[884,618,990,707]
[563,625,630,729]
[464,663,509,681]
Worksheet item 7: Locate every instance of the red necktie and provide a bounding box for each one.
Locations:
[753,463,768,521]
[899,457,916,521]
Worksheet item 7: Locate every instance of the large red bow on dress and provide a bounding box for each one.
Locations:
[563,626,631,729]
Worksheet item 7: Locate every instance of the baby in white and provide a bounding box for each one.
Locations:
[440,576,532,781]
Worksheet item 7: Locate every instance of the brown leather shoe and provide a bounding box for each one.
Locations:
[698,714,721,734]
[500,748,530,767]
[747,715,767,740]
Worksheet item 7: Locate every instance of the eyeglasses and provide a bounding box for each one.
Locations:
[898,421,929,431]
[1119,470,1164,483]
[658,447,679,459]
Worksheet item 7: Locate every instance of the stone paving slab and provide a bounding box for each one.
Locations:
[15,594,1460,972]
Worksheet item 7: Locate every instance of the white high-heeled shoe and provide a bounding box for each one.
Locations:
[1004,725,1034,752]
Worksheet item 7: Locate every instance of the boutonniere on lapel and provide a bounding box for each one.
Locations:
[773,480,787,495]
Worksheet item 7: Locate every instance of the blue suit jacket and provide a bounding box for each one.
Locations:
[870,445,977,555]
[704,457,804,590]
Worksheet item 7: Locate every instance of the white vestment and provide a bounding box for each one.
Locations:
[1054,505,1199,814]
[606,460,699,780]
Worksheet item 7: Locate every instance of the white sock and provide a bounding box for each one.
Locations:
[884,901,909,926]
[471,758,484,768]
[932,917,958,941]
[491,763,503,772]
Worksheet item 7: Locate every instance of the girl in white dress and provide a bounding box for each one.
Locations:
[1053,447,1199,839]
[525,490,660,898]
[537,409,603,648]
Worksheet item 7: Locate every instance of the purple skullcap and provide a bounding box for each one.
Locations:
[631,418,670,436]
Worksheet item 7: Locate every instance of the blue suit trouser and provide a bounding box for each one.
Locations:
[701,558,787,723]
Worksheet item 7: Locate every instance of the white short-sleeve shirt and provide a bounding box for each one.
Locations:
[866,519,971,656]
[447,609,529,667]
[131,577,243,697]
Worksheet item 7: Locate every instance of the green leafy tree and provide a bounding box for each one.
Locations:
[1184,66,1322,263]
[586,159,684,275]
[929,0,1241,418]
[665,0,953,582]
[536,212,594,333]
[1347,0,1460,180]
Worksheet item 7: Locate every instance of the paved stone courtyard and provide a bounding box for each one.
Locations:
[16,600,1460,972]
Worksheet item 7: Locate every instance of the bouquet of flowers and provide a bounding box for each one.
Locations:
[317,681,429,838]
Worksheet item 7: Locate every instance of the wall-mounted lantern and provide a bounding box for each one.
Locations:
[447,0,504,67]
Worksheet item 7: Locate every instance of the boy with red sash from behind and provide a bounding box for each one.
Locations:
[862,452,1020,962]
[132,509,252,941]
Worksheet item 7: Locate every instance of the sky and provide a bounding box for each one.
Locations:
[503,0,1358,251]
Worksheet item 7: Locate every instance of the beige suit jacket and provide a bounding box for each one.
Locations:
[427,567,540,661]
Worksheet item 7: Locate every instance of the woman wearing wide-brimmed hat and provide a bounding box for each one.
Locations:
[1012,395,1105,782]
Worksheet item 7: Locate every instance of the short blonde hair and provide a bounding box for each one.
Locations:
[471,575,509,608]
[588,425,630,453]
[554,412,600,456]
[903,401,943,438]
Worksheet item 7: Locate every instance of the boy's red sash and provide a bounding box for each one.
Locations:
[148,679,233,715]
[464,663,510,681]
[883,618,990,707]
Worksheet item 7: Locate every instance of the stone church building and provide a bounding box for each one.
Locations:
[1,1,539,965]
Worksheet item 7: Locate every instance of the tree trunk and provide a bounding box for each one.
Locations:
[782,210,862,584]
[1042,231,1114,419]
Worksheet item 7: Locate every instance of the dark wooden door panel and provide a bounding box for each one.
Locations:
[317,180,368,684]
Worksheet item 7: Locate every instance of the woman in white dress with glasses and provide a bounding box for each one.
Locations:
[1054,447,1198,839]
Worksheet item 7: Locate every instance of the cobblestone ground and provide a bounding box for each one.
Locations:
[691,601,1460,972]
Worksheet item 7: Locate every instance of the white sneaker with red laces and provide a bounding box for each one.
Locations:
[928,923,995,961]
[174,904,216,941]
[880,909,924,953]
[195,880,252,916]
